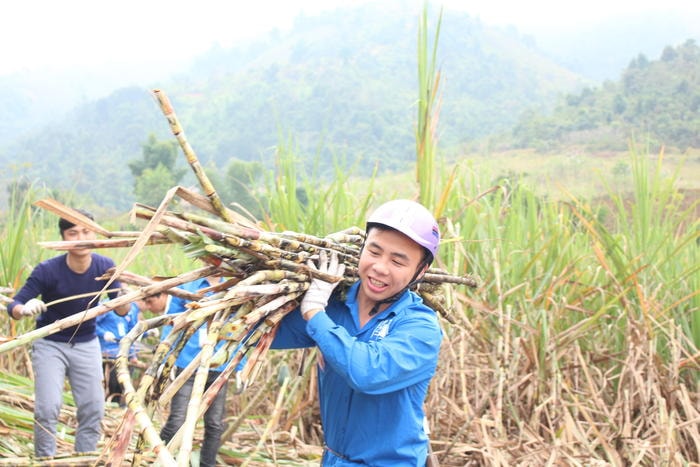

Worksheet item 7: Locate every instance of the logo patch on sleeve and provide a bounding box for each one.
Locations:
[370,319,392,340]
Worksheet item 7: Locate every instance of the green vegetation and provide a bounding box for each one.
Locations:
[1,141,697,464]
[0,5,697,464]
[129,133,187,207]
[512,39,700,152]
[3,5,696,212]
[0,3,587,211]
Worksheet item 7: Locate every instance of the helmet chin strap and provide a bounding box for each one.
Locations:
[368,259,429,316]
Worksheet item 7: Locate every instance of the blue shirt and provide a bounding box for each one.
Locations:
[271,281,443,466]
[8,253,121,343]
[96,302,140,358]
[161,278,228,372]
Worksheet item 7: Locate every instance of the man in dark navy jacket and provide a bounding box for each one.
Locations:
[8,209,127,458]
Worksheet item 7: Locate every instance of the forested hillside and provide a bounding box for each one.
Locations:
[511,40,700,152]
[0,3,585,210]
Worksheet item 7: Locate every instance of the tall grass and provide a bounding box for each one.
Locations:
[247,5,698,462]
[249,139,698,463]
[263,141,374,235]
[0,186,55,341]
[420,149,697,462]
[0,186,51,291]
[0,5,697,463]
[584,148,699,353]
[415,3,442,209]
[258,7,697,461]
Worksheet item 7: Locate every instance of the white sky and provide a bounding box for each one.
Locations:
[1,0,698,76]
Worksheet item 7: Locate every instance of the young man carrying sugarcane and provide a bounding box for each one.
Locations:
[272,199,443,466]
[7,209,129,459]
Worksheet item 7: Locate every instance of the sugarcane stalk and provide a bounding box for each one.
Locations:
[164,349,248,457]
[174,356,209,465]
[422,271,479,288]
[179,210,263,241]
[0,266,216,354]
[96,408,136,466]
[241,370,290,467]
[41,288,123,307]
[156,349,203,408]
[232,281,307,297]
[38,235,171,250]
[110,314,184,465]
[33,198,116,238]
[152,89,234,224]
[173,312,227,466]
[243,292,303,325]
[99,269,204,302]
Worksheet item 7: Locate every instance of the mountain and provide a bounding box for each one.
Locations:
[2,2,686,210]
[531,10,699,82]
[510,40,700,152]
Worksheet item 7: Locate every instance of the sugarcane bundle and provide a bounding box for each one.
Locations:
[0,184,478,467]
[98,197,477,466]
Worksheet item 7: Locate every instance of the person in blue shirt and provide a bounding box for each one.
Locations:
[271,199,443,466]
[7,209,129,458]
[145,276,231,467]
[96,298,151,406]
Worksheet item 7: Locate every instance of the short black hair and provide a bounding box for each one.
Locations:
[58,208,94,236]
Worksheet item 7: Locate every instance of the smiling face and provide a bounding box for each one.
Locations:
[357,226,428,310]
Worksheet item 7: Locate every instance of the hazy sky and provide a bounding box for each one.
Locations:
[2,0,698,76]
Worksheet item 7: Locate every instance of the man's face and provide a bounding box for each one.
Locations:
[62,225,95,255]
[62,225,95,241]
[143,294,167,314]
[357,227,426,305]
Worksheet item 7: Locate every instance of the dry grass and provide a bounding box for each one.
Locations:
[1,312,697,466]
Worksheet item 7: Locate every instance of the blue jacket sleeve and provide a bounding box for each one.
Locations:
[270,307,316,349]
[307,309,442,395]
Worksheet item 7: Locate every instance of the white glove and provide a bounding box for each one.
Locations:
[103,331,117,343]
[21,298,47,317]
[145,328,160,339]
[301,250,345,318]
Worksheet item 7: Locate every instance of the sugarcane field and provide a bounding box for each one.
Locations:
[2,0,700,465]
[0,81,698,467]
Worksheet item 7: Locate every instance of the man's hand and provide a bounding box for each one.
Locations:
[21,298,47,317]
[301,250,345,320]
[103,331,117,343]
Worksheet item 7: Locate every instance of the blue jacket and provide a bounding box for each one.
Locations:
[161,278,228,372]
[96,302,140,358]
[271,281,443,466]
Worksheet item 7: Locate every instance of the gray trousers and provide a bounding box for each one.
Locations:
[32,338,105,457]
[160,369,228,467]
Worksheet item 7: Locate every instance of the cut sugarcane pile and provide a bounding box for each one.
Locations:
[0,371,323,466]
